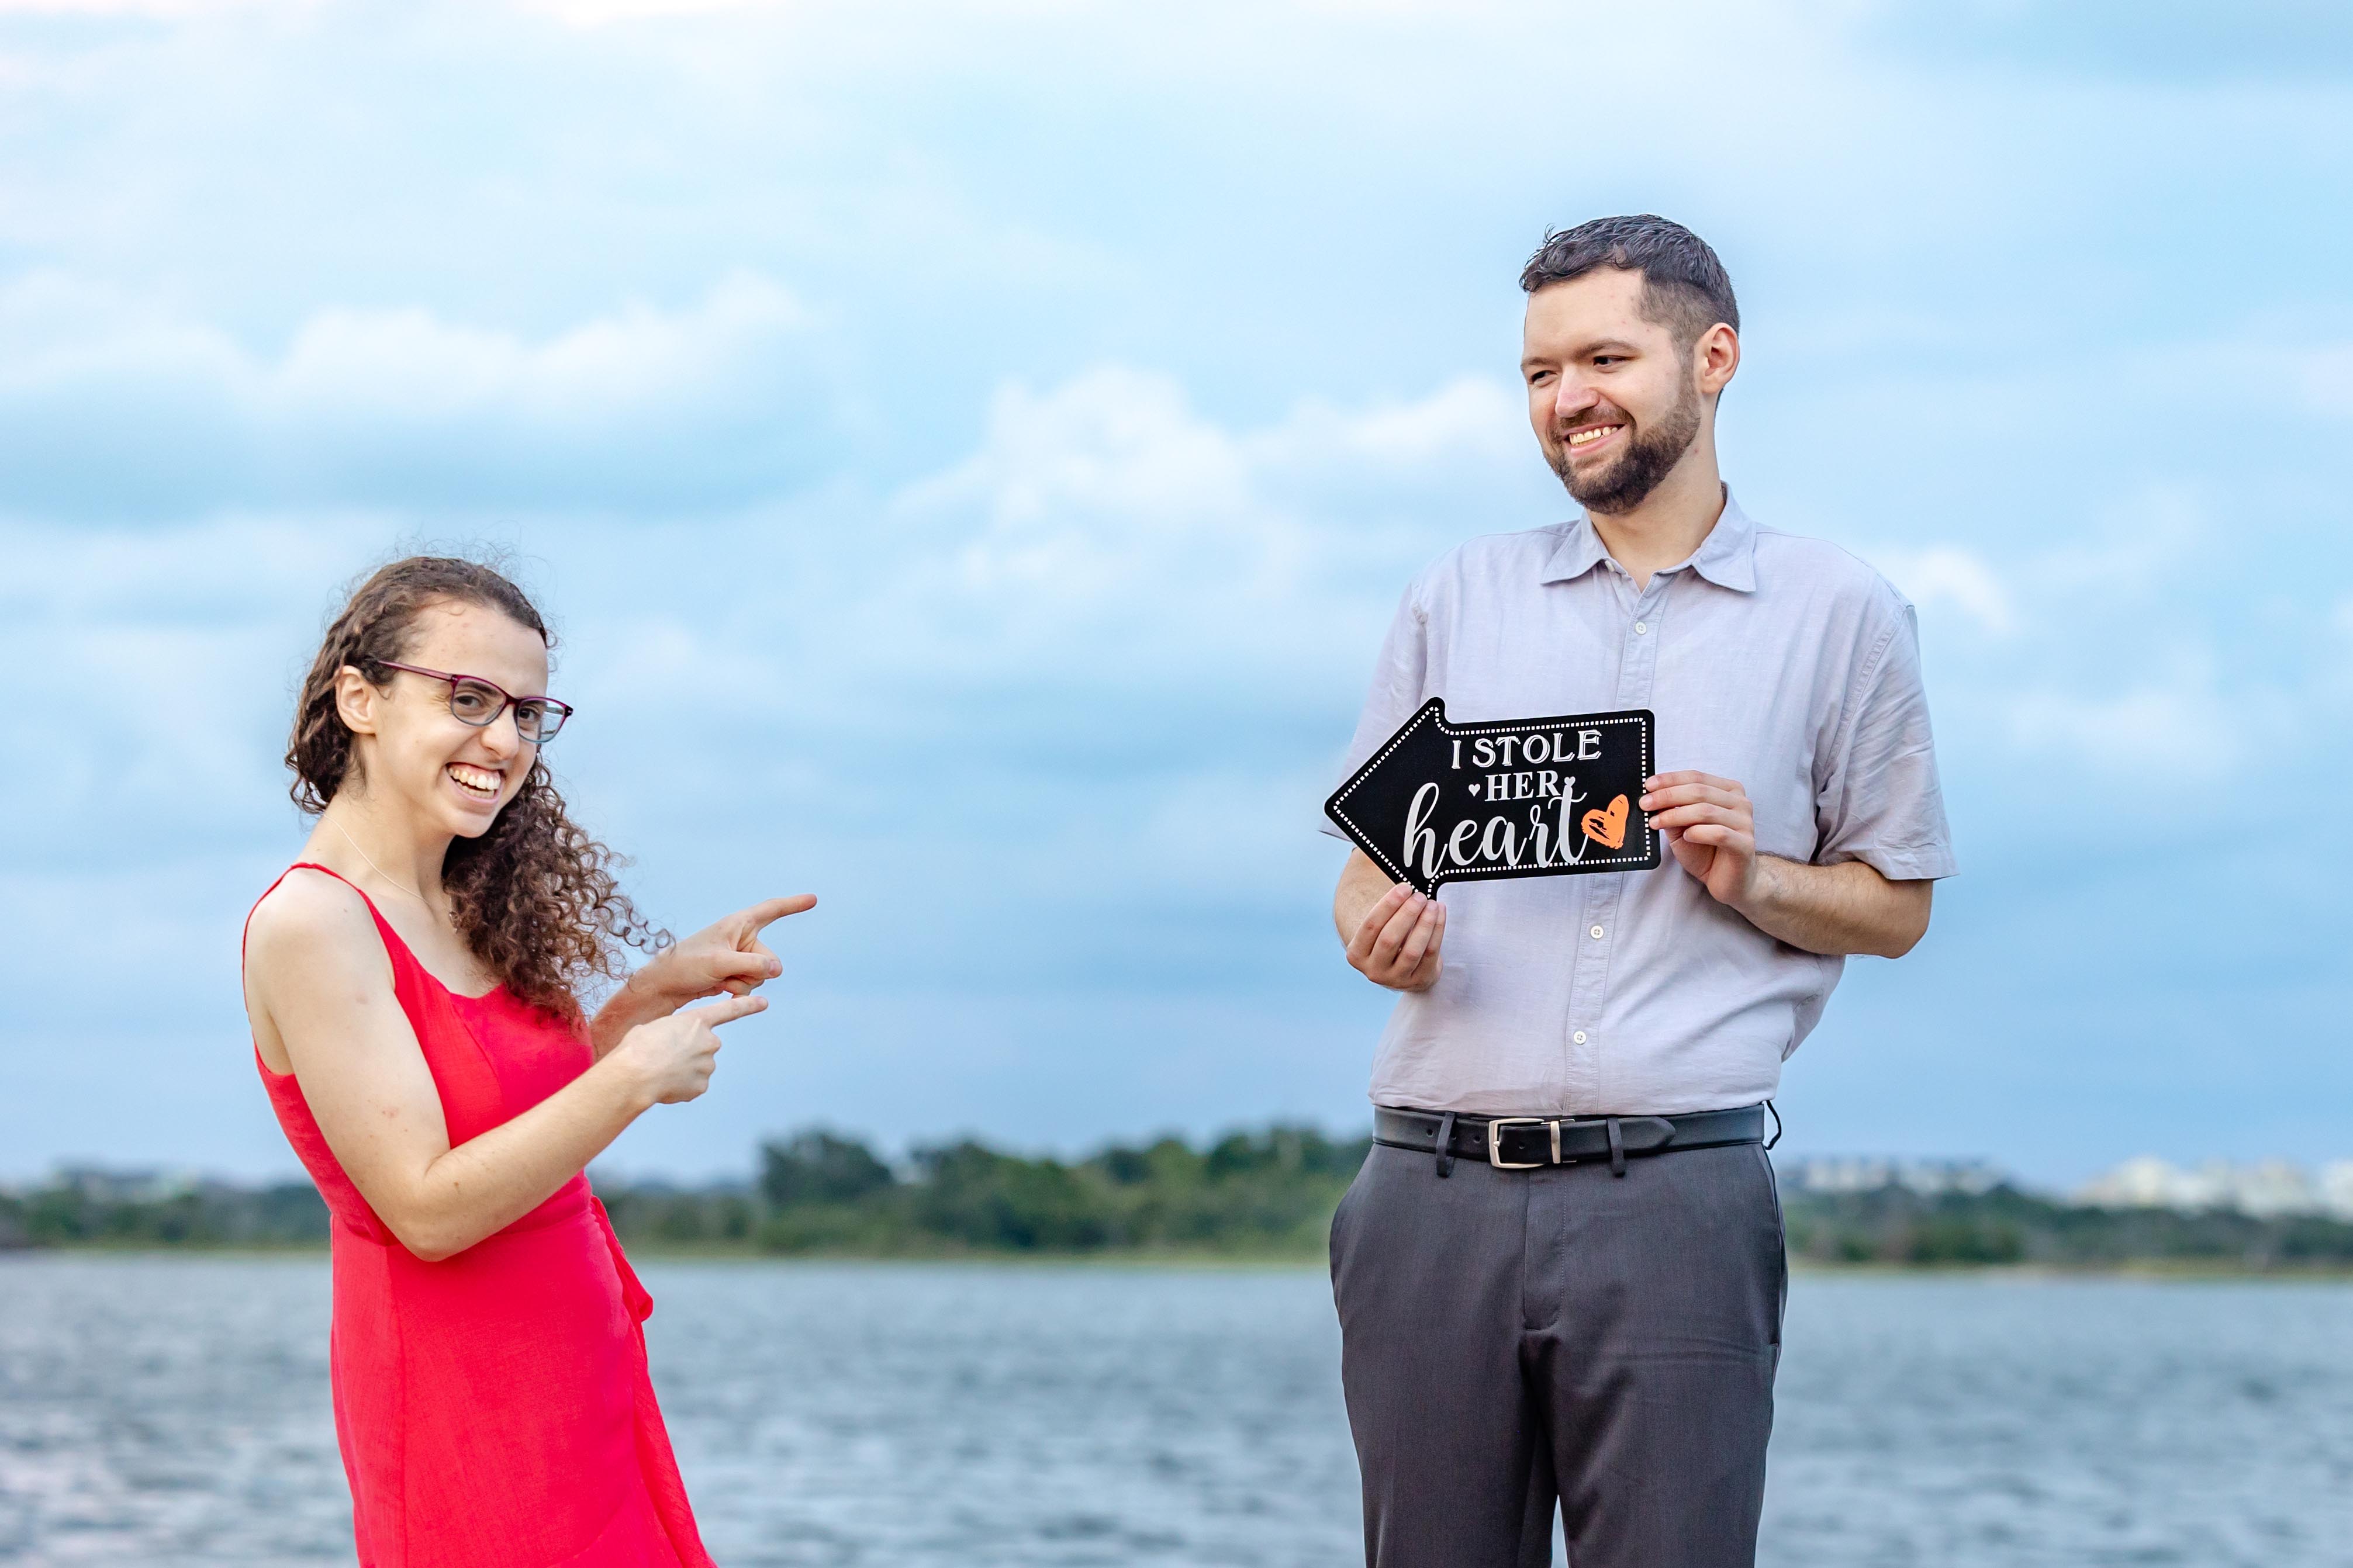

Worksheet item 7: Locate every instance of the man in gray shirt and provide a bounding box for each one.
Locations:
[1324,216,1954,1568]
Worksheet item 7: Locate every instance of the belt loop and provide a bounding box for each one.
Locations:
[1433,1111,1457,1179]
[1606,1116,1626,1178]
[1764,1099,1782,1151]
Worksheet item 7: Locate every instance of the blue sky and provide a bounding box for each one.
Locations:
[1,0,2346,1186]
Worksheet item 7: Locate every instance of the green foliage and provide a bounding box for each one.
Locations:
[596,1187,758,1246]
[726,1124,1371,1257]
[0,1179,330,1249]
[1781,1185,2353,1269]
[12,1136,2353,1270]
[760,1129,895,1209]
[909,1140,1113,1249]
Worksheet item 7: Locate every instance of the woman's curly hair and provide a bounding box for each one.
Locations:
[286,556,665,1022]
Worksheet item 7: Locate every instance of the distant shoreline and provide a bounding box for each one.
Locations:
[9,1242,2353,1282]
[15,1123,2353,1274]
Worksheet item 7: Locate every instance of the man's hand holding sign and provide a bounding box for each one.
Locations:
[1641,770,1930,958]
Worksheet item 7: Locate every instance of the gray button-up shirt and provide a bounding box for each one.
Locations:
[1324,490,1956,1116]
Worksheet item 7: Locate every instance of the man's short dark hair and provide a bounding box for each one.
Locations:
[1520,215,1739,349]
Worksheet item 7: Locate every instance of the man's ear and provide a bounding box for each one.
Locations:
[334,666,383,738]
[1695,323,1740,400]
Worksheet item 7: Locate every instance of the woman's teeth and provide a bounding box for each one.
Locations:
[446,764,502,798]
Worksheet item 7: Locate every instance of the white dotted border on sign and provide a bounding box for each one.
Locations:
[1328,702,1655,885]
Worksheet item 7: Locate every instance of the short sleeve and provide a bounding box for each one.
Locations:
[1813,601,1957,879]
[1319,582,1430,840]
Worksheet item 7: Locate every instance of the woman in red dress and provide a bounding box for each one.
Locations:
[241,556,813,1567]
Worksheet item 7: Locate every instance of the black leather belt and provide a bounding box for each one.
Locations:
[1374,1103,1769,1178]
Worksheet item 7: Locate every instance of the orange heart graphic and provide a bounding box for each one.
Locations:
[1580,794,1629,850]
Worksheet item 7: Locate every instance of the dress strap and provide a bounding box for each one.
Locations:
[243,861,426,985]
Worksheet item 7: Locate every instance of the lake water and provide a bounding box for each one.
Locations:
[2,1257,2348,1566]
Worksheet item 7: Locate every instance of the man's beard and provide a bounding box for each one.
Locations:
[1550,375,1702,515]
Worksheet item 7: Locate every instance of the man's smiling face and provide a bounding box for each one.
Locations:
[1521,266,1716,516]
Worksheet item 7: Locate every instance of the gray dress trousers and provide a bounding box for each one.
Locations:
[1329,1138,1787,1567]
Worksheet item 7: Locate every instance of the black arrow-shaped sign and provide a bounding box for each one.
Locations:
[1325,700,1660,895]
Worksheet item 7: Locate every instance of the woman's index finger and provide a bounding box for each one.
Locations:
[737,895,818,938]
[697,993,770,1027]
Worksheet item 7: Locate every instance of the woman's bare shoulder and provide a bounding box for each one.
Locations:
[246,868,384,981]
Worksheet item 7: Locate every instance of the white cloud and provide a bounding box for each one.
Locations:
[274,275,808,417]
[2299,341,2353,415]
[850,366,1545,706]
[0,271,838,515]
[2036,487,2210,594]
[1872,544,2015,635]
[0,0,308,12]
[2000,629,2337,790]
[520,0,775,19]
[0,516,358,861]
[2009,676,2242,781]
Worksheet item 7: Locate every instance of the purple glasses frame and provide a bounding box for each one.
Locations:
[374,660,575,743]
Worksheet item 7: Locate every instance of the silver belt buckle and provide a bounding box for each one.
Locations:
[1485,1117,1553,1169]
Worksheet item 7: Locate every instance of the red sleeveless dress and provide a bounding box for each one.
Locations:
[247,865,717,1568]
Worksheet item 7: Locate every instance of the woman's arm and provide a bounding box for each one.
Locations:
[247,873,761,1261]
[586,894,817,1059]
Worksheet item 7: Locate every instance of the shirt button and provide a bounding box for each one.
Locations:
[1590,925,1605,940]
[1634,621,1649,635]
[1573,1030,1588,1044]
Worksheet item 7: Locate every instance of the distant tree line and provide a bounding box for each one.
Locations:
[1783,1183,2353,1269]
[0,1125,1370,1259]
[0,1176,333,1249]
[599,1125,1369,1255]
[9,1130,2353,1269]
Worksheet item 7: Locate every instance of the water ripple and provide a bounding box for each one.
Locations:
[1,1258,2348,1566]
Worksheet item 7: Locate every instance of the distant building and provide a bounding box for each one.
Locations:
[49,1165,202,1204]
[1778,1157,2010,1197]
[2075,1158,2353,1220]
[2327,1163,2353,1218]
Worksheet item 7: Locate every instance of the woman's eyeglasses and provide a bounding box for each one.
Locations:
[374,661,574,743]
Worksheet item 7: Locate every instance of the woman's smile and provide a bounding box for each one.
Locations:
[444,761,506,802]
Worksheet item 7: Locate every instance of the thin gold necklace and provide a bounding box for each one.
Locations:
[329,817,433,908]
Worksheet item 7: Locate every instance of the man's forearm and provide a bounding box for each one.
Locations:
[1728,857,1930,958]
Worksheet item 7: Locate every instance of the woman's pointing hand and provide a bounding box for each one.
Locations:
[631,895,819,1010]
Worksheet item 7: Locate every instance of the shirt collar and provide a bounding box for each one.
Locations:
[1539,485,1759,594]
